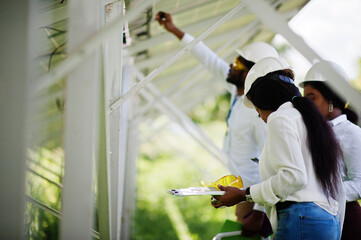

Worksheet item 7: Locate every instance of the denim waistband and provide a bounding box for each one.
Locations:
[276,201,298,211]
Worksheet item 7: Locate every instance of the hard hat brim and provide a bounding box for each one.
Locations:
[298,79,325,88]
[243,97,255,109]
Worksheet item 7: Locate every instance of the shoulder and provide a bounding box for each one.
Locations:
[268,102,301,124]
[335,119,361,135]
[339,121,361,140]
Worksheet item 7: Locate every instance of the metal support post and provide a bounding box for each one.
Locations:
[102,1,125,239]
[0,1,30,238]
[121,104,140,240]
[60,0,101,238]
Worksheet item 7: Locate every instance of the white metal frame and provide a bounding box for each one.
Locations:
[109,1,247,110]
[102,1,124,239]
[59,0,101,238]
[31,0,157,97]
[5,0,361,239]
[135,69,229,166]
[0,1,30,238]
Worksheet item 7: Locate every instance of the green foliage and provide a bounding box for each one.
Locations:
[25,202,60,240]
[132,203,177,240]
[133,120,236,240]
[190,92,231,124]
[25,148,63,240]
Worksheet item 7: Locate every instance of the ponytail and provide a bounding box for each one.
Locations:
[342,107,359,124]
[247,71,343,199]
[292,96,343,199]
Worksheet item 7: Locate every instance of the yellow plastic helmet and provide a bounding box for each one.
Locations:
[202,175,243,190]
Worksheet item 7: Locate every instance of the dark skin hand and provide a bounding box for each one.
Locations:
[155,11,185,40]
[211,185,246,208]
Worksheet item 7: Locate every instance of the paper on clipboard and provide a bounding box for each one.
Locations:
[169,187,225,197]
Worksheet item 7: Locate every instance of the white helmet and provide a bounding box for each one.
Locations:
[298,60,348,88]
[244,56,291,108]
[236,42,279,63]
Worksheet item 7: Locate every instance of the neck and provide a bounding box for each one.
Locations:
[327,108,342,120]
[237,87,244,96]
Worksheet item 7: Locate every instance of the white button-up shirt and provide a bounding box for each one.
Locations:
[180,33,266,189]
[331,114,361,201]
[249,102,343,232]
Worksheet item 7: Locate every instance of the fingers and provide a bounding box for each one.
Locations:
[211,200,223,208]
[155,11,169,24]
[159,11,166,21]
[212,202,223,208]
[211,196,223,208]
[211,196,220,204]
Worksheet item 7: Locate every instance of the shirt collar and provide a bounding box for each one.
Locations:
[239,95,245,100]
[329,114,347,127]
[278,101,293,110]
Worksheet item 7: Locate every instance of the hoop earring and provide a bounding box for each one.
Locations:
[328,102,333,112]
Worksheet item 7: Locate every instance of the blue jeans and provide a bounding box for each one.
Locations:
[275,202,340,240]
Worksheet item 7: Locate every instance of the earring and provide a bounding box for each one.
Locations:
[328,102,333,112]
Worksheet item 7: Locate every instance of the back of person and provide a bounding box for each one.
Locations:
[211,57,344,240]
[260,103,338,211]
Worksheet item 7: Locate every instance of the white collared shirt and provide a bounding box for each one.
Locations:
[250,102,342,232]
[180,33,266,186]
[180,33,267,211]
[330,114,361,201]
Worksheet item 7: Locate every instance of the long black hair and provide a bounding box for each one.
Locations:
[304,81,359,124]
[247,70,343,199]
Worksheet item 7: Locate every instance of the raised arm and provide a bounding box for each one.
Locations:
[155,12,184,40]
[156,11,233,92]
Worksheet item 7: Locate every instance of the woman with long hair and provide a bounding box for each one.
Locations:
[212,57,345,239]
[299,60,361,240]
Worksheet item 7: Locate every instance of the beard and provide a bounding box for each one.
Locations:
[226,70,246,88]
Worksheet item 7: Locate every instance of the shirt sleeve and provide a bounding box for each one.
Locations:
[250,115,308,206]
[342,126,361,201]
[180,33,235,93]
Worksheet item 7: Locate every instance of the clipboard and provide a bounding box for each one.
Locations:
[169,187,225,197]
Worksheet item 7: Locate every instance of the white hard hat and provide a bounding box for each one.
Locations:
[235,42,279,63]
[298,60,348,88]
[244,56,291,108]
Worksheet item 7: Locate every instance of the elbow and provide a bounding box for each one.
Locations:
[279,168,307,193]
[291,169,307,191]
[293,175,307,190]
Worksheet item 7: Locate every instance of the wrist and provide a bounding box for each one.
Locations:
[168,27,184,40]
[236,188,246,203]
[245,187,254,202]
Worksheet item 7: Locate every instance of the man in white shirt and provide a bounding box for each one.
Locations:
[156,11,278,238]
